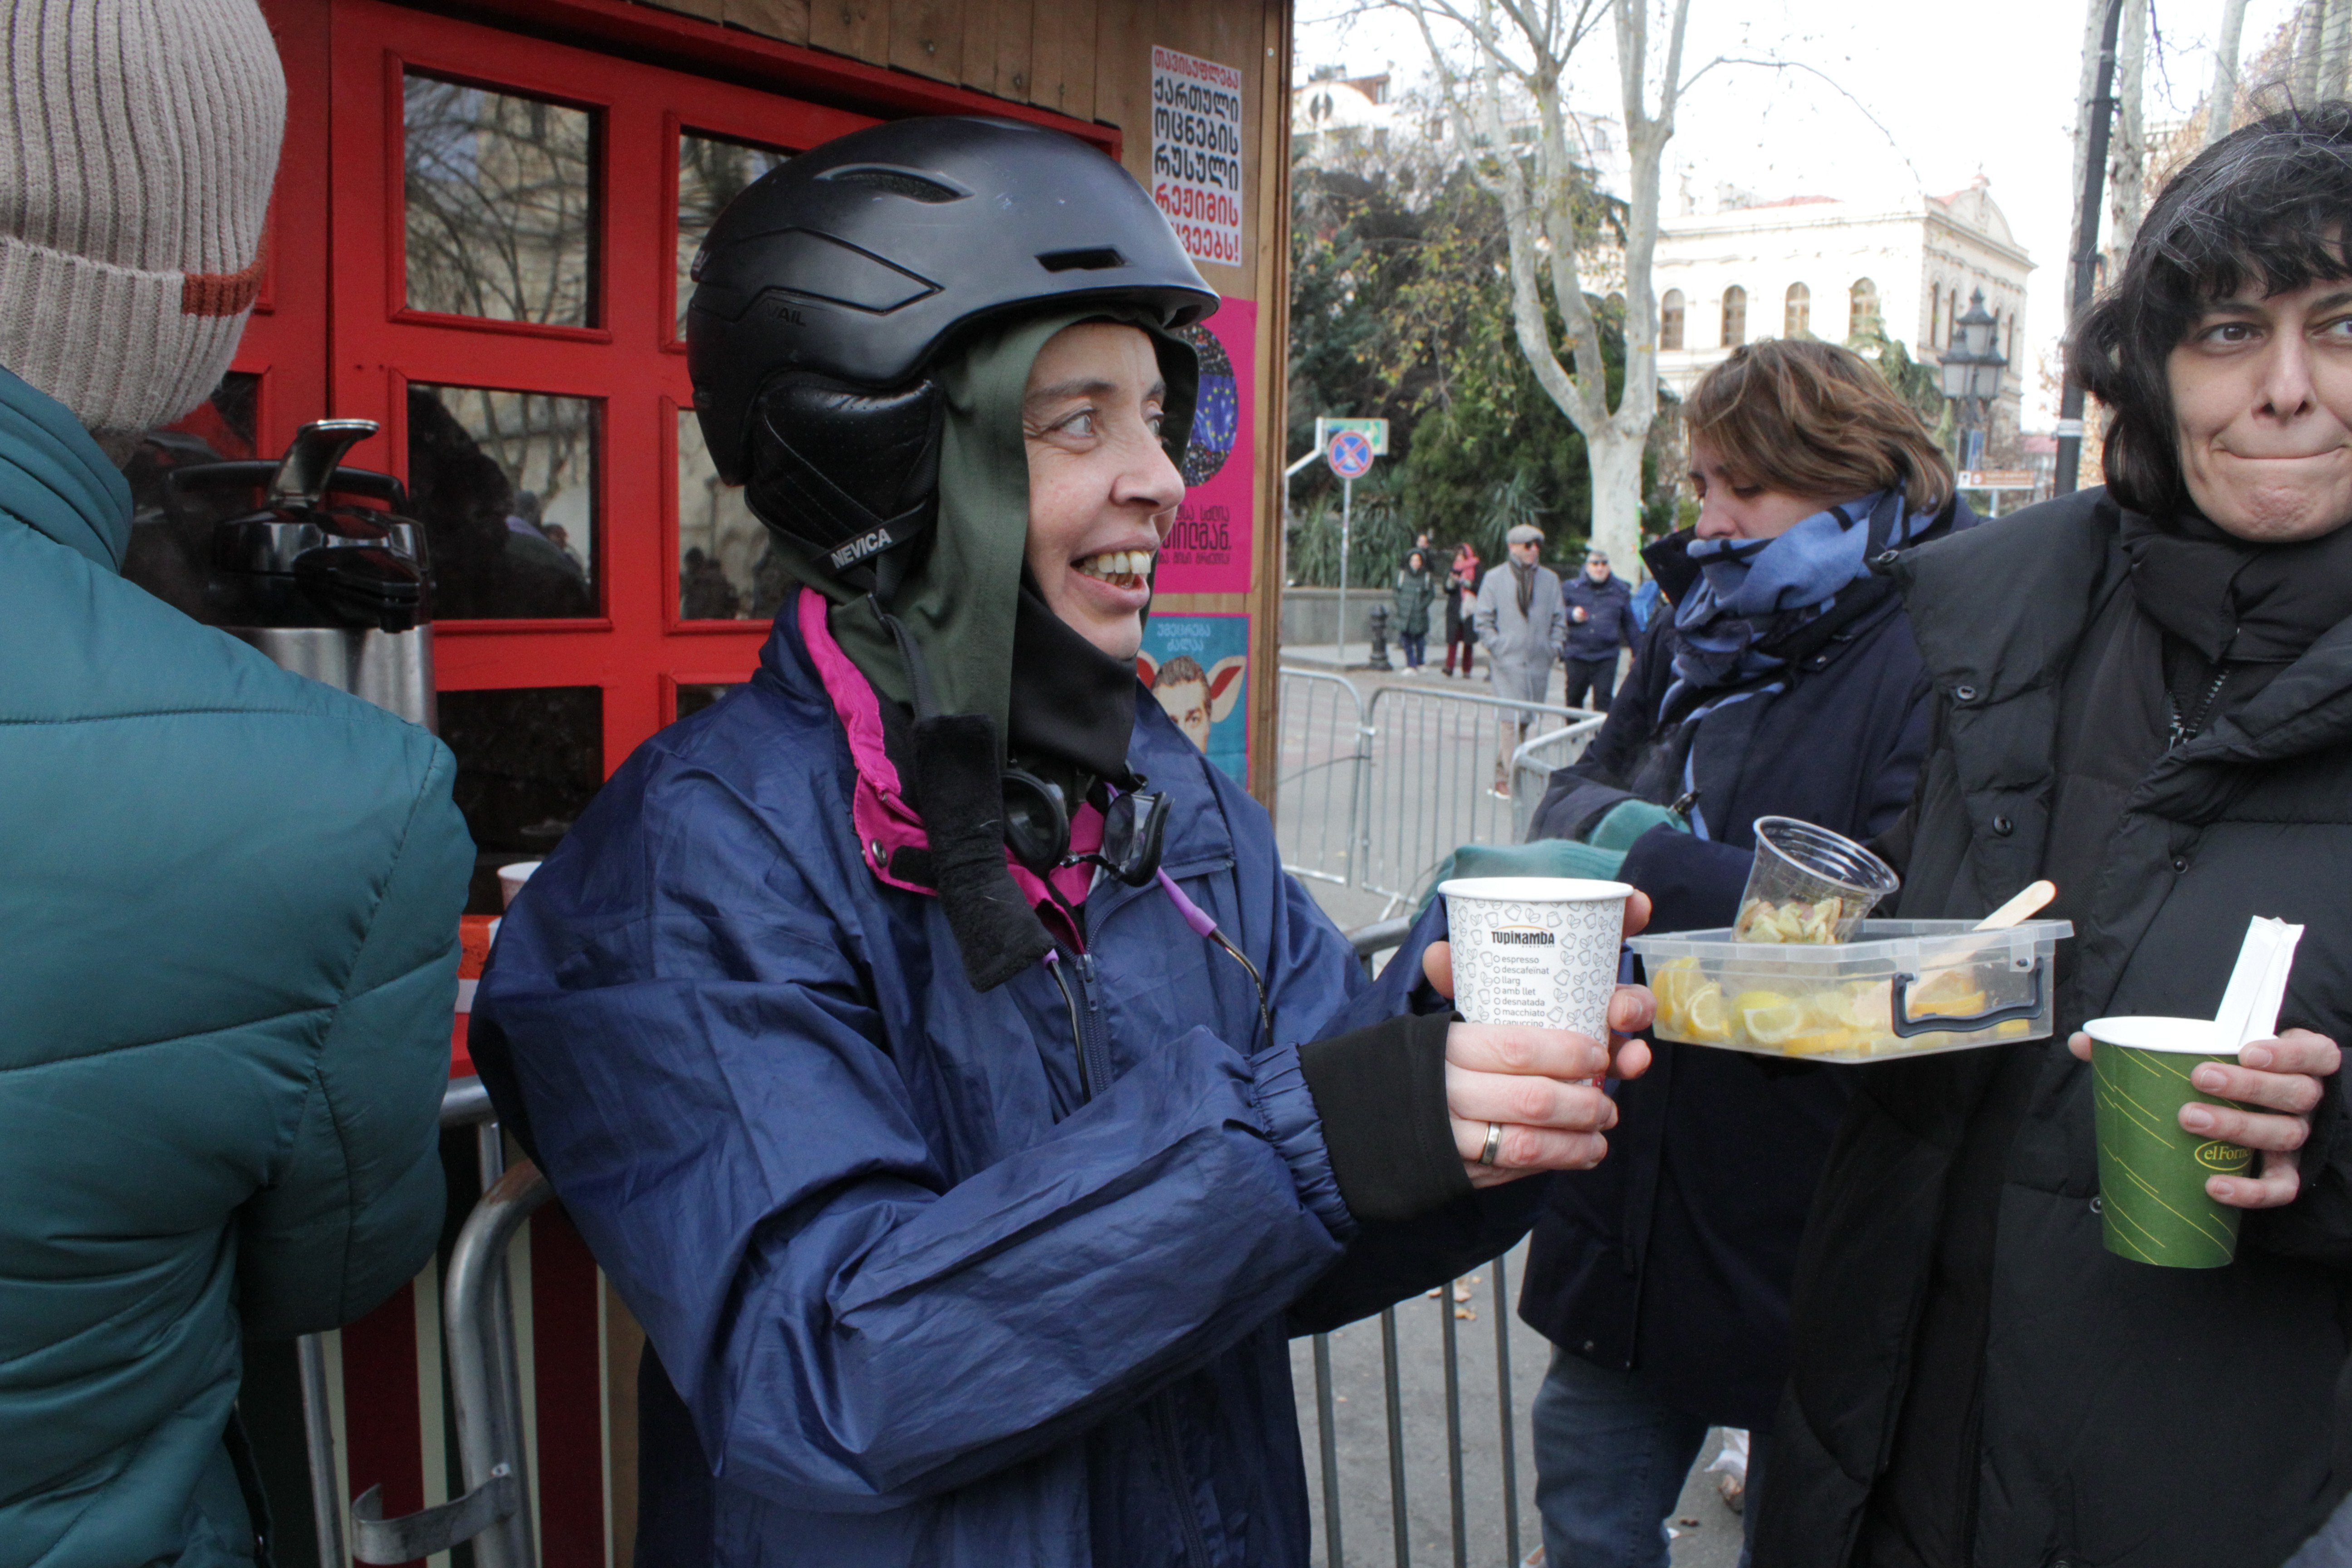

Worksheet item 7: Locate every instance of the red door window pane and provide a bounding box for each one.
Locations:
[408,382,600,619]
[404,73,599,328]
[675,132,791,338]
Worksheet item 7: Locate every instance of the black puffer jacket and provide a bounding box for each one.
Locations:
[1757,490,2352,1568]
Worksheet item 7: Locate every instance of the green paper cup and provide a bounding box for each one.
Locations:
[2087,1015,2254,1269]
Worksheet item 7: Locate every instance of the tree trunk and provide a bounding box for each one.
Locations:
[2067,0,2110,320]
[2295,0,2324,106]
[2107,0,2148,266]
[1585,423,1647,580]
[2206,0,2249,146]
[2323,0,2352,97]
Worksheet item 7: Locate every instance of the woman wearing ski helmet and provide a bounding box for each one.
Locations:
[472,116,1658,1566]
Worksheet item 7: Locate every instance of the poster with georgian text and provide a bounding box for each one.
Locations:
[1150,46,1244,267]
[1157,296,1254,595]
[1138,614,1249,784]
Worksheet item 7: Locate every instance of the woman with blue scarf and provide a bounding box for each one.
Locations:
[1517,339,1973,1568]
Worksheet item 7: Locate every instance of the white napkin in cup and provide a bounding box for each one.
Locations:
[2214,916,2306,1052]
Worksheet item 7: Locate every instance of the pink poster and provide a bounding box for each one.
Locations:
[1158,296,1255,594]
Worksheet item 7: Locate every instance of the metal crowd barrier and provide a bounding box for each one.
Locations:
[1305,919,1530,1568]
[1275,667,1372,888]
[1508,722,1604,844]
[1277,667,1606,916]
[297,1079,549,1568]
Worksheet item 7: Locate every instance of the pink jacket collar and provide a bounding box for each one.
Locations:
[797,588,1099,928]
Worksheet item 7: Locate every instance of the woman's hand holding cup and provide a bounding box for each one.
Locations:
[1422,889,1656,1189]
[2068,1025,2340,1208]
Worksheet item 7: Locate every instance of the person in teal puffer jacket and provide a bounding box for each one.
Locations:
[0,5,473,1565]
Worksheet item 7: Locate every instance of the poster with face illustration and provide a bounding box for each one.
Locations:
[1156,297,1255,594]
[1137,614,1248,784]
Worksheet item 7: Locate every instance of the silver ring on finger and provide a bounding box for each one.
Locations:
[1479,1121,1503,1166]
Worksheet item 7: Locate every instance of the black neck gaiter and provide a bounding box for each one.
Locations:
[1007,574,1141,808]
[2122,509,2352,663]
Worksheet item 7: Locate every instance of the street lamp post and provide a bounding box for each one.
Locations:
[1938,288,2008,476]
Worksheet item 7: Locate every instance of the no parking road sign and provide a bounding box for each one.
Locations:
[1326,429,1376,480]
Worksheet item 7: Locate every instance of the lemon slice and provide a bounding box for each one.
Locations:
[1798,988,1858,1030]
[1685,987,1731,1042]
[1782,1027,1859,1057]
[1848,980,1894,1031]
[1909,967,1989,1018]
[1741,1001,1805,1046]
[1650,961,1707,1021]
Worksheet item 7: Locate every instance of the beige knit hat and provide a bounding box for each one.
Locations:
[0,0,285,443]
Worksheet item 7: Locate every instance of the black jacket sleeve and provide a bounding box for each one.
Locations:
[1298,1010,1471,1224]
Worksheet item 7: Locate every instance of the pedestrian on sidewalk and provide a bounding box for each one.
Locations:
[1445,541,1481,676]
[1475,523,1566,796]
[1759,105,2352,1568]
[1518,337,1974,1568]
[1393,547,1436,670]
[1561,546,1635,710]
[0,6,472,1563]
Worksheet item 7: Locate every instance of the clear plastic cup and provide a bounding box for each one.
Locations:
[1734,817,1899,944]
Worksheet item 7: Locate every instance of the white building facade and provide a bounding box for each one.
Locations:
[1653,177,2034,454]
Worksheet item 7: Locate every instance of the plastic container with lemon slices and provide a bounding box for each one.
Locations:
[1627,919,2074,1062]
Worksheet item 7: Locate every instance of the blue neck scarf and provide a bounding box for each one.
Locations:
[1669,489,1927,696]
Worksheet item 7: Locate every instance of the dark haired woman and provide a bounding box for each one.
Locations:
[1758,105,2352,1568]
[1394,547,1436,669]
[1445,541,1480,675]
[1519,336,1972,1568]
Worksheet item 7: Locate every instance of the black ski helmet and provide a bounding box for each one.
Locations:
[686,116,1218,583]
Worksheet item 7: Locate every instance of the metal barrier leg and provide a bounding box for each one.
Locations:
[1438,1286,1466,1568]
[1381,1306,1410,1567]
[475,1124,532,1568]
[1313,1333,1343,1568]
[298,1334,346,1568]
[350,1159,549,1567]
[451,1160,544,1568]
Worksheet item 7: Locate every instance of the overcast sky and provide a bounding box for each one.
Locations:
[1294,0,2303,426]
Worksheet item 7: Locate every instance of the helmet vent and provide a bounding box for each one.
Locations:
[820,166,967,203]
[1038,247,1128,273]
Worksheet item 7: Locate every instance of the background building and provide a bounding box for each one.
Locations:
[1654,176,2034,456]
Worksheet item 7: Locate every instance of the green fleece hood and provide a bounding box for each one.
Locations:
[761,307,1198,763]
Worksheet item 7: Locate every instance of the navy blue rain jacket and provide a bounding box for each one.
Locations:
[1562,572,1636,662]
[1520,508,1971,1430]
[471,595,1538,1566]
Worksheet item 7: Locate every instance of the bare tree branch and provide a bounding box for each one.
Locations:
[1367,0,1686,576]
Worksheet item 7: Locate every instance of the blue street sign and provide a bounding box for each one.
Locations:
[1326,429,1375,480]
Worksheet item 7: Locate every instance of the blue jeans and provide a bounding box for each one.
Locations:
[1400,631,1427,666]
[1530,1349,1763,1568]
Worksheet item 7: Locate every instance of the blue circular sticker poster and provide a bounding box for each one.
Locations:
[1178,321,1239,488]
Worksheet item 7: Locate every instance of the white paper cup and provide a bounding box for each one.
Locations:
[497,860,543,910]
[1439,876,1632,1038]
